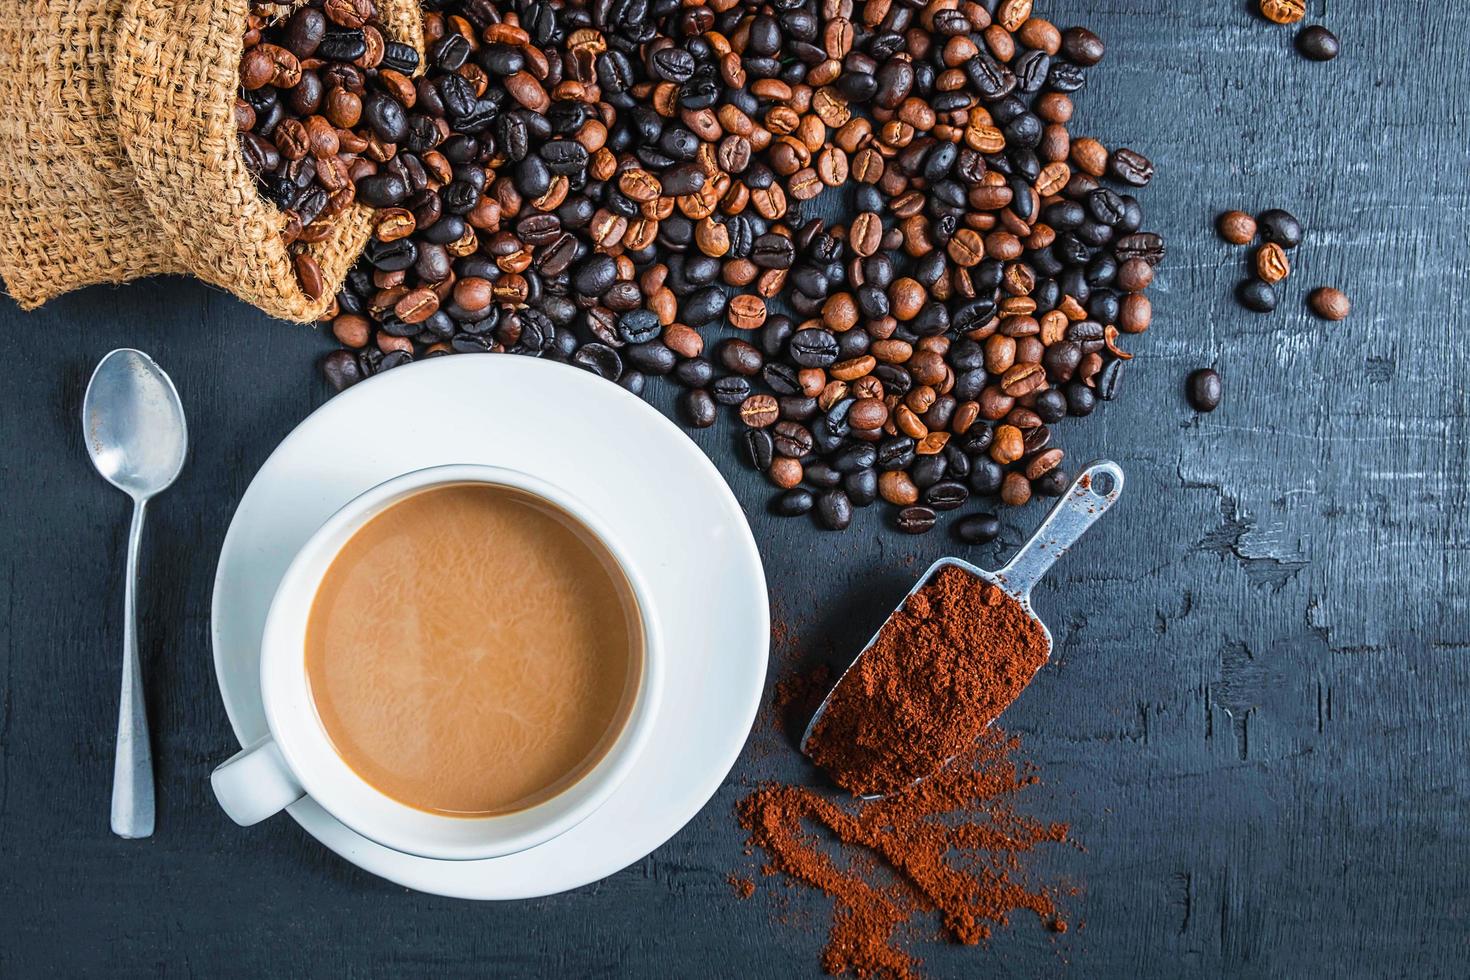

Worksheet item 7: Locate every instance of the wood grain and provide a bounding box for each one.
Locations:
[2,0,1466,975]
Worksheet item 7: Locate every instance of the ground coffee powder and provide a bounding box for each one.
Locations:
[805,565,1049,797]
[738,729,1069,979]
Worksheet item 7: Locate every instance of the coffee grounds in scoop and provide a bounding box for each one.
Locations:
[805,565,1049,797]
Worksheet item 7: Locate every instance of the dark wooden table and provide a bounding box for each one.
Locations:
[3,2,1466,976]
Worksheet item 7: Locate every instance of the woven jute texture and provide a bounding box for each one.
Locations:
[0,0,422,322]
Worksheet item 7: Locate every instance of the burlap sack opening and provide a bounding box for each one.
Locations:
[0,0,422,322]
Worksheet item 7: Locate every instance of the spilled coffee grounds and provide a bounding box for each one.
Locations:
[806,565,1049,797]
[738,729,1069,979]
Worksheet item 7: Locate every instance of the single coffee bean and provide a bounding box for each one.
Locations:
[1296,25,1340,61]
[1217,210,1257,245]
[895,506,936,534]
[1256,243,1290,284]
[1257,208,1303,249]
[816,490,854,530]
[1108,148,1153,187]
[773,488,815,517]
[740,394,781,428]
[1259,0,1305,25]
[681,388,717,428]
[1236,279,1278,313]
[923,481,969,511]
[1187,368,1222,412]
[954,513,1001,545]
[1308,286,1351,321]
[773,420,815,457]
[745,428,775,470]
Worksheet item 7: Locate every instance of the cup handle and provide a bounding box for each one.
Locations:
[210,735,305,826]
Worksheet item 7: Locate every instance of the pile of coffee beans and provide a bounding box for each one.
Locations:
[237,0,421,299]
[285,0,1163,537]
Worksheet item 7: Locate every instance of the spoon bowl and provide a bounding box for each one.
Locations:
[84,350,188,500]
[83,349,188,839]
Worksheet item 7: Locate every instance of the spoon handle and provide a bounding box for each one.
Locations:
[994,460,1124,601]
[112,498,155,839]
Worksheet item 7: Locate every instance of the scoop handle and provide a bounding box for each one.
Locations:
[994,460,1124,601]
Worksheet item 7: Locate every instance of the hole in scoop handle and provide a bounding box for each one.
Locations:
[994,460,1124,600]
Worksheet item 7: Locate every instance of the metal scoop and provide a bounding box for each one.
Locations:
[800,460,1124,796]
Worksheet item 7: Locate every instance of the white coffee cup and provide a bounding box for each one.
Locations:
[211,464,662,861]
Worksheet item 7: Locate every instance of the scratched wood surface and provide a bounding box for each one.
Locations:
[2,0,1467,976]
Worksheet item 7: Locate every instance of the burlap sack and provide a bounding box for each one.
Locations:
[0,0,422,322]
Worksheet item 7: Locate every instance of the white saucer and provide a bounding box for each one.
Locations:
[211,356,769,899]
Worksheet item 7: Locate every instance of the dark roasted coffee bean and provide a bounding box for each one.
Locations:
[1236,278,1278,313]
[681,388,717,428]
[712,376,753,405]
[954,513,1002,545]
[1187,368,1222,412]
[923,481,969,511]
[773,488,815,517]
[675,357,714,388]
[772,420,814,458]
[1108,148,1153,187]
[789,328,839,367]
[745,428,775,470]
[969,458,1004,496]
[1257,208,1303,249]
[1096,358,1124,400]
[626,341,677,375]
[321,349,362,390]
[1296,25,1340,61]
[844,468,878,506]
[1061,27,1106,66]
[571,342,623,380]
[816,490,853,530]
[895,506,936,534]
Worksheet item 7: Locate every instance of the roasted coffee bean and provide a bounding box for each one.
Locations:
[712,376,753,405]
[954,513,1002,545]
[773,488,816,517]
[740,393,781,428]
[923,481,969,511]
[816,490,854,530]
[1296,25,1340,61]
[1259,0,1305,25]
[1187,368,1222,412]
[790,328,840,367]
[1108,148,1153,187]
[1257,208,1303,249]
[895,506,937,534]
[571,342,623,380]
[745,428,776,470]
[1236,278,1278,313]
[681,388,717,428]
[1218,210,1257,245]
[773,420,815,458]
[1308,286,1351,321]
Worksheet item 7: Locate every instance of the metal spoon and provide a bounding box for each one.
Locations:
[800,460,1124,798]
[83,349,188,838]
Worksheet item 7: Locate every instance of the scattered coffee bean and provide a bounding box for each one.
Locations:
[1217,211,1257,246]
[895,506,937,535]
[954,513,1002,545]
[1259,0,1305,25]
[1237,279,1279,313]
[1256,243,1290,285]
[1258,209,1304,249]
[1186,368,1222,413]
[1296,25,1340,62]
[1308,286,1351,321]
